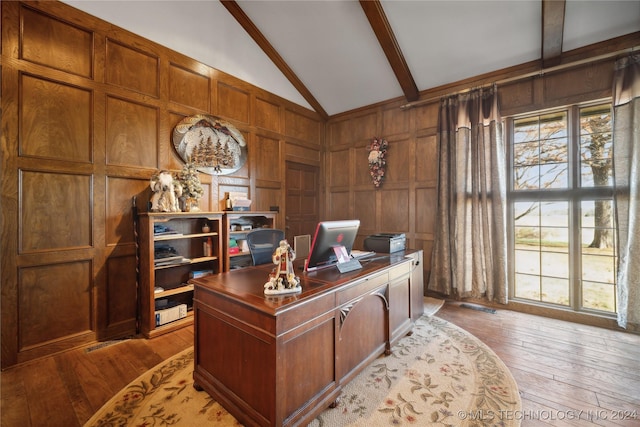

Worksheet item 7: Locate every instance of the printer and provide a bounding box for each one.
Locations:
[363,233,406,253]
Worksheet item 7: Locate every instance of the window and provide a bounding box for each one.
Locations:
[508,103,617,314]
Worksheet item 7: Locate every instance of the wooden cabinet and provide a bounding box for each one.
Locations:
[137,212,223,338]
[222,211,277,271]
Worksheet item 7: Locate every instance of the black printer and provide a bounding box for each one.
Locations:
[363,233,406,253]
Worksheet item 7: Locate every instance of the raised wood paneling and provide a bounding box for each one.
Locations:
[380,189,409,232]
[20,6,93,78]
[415,135,437,183]
[354,190,376,231]
[253,187,281,212]
[106,177,149,245]
[383,137,410,184]
[544,60,613,103]
[328,191,349,221]
[253,134,280,184]
[2,0,323,368]
[18,261,92,350]
[355,147,372,187]
[255,97,280,132]
[499,77,536,113]
[284,142,321,165]
[105,97,158,168]
[20,171,92,252]
[217,82,250,124]
[415,187,436,235]
[414,101,439,131]
[168,63,210,111]
[328,112,377,146]
[284,109,321,144]
[382,107,409,137]
[328,148,351,187]
[106,255,137,329]
[20,75,92,162]
[105,39,159,97]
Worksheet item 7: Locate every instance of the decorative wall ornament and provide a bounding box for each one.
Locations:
[367,137,388,187]
[172,114,247,175]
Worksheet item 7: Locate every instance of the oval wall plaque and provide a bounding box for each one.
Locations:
[172,114,247,175]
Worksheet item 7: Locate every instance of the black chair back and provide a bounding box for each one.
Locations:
[246,229,285,265]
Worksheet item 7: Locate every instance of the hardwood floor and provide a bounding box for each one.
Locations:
[1,302,639,427]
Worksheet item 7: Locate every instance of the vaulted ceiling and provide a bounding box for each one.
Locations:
[65,0,640,118]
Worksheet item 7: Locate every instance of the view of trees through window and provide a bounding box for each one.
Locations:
[510,103,617,314]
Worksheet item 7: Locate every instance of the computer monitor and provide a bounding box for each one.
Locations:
[304,220,360,272]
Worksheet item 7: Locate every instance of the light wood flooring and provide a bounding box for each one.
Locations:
[1,302,639,426]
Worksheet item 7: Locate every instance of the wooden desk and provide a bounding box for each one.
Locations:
[190,251,424,427]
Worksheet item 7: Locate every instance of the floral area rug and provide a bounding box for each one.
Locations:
[84,316,520,427]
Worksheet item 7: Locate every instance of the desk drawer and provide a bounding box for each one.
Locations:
[337,271,388,305]
[388,261,411,281]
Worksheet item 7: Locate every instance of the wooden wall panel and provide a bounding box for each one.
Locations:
[415,135,437,183]
[169,63,210,111]
[105,39,159,97]
[284,109,321,144]
[20,171,92,252]
[328,191,349,221]
[544,61,613,103]
[253,134,280,185]
[21,75,92,162]
[328,148,352,188]
[384,137,410,184]
[105,97,158,168]
[380,189,409,232]
[353,190,376,231]
[414,101,439,131]
[253,187,281,212]
[285,142,321,165]
[166,111,190,171]
[255,97,280,132]
[354,148,372,187]
[328,112,377,146]
[106,255,137,330]
[382,107,409,137]
[18,261,92,350]
[415,187,436,235]
[499,78,536,113]
[21,6,93,78]
[106,177,149,245]
[217,82,250,124]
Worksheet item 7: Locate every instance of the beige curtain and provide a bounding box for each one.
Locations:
[428,87,508,303]
[613,54,640,330]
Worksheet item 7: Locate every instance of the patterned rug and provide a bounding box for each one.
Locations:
[85,315,520,426]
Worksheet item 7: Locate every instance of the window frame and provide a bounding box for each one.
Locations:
[506,101,617,316]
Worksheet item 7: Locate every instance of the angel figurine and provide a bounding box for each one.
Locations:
[264,240,302,295]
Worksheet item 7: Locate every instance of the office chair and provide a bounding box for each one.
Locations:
[246,228,285,266]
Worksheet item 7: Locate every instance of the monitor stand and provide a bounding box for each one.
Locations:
[336,258,362,273]
[333,245,362,273]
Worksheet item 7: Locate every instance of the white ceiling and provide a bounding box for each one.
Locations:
[64,0,640,117]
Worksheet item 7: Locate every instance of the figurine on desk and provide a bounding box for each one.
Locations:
[264,240,302,295]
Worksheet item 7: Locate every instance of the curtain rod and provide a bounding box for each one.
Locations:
[399,47,637,110]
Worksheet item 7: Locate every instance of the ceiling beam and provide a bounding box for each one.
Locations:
[542,0,566,67]
[220,0,328,119]
[359,0,419,102]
